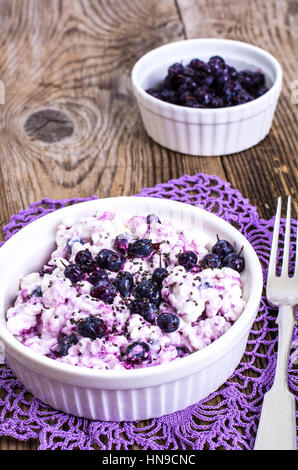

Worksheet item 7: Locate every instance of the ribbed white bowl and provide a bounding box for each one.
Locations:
[0,197,263,421]
[131,38,282,156]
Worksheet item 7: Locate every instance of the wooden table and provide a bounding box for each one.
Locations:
[0,0,297,450]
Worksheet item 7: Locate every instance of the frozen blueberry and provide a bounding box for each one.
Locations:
[125,341,150,364]
[208,55,226,72]
[129,299,158,324]
[167,62,185,78]
[113,271,134,297]
[77,316,107,340]
[58,334,78,356]
[176,346,189,358]
[128,239,152,258]
[179,77,198,93]
[66,237,84,254]
[31,285,42,297]
[87,269,108,285]
[255,85,268,98]
[75,249,96,273]
[177,251,198,271]
[201,253,223,270]
[39,265,55,277]
[160,88,176,102]
[114,233,133,254]
[210,96,224,108]
[184,97,201,108]
[135,279,161,305]
[146,213,161,224]
[189,58,211,76]
[96,249,124,272]
[64,263,84,283]
[238,70,265,91]
[90,280,117,304]
[194,85,214,106]
[146,88,161,99]
[223,252,245,272]
[157,313,180,333]
[211,239,234,260]
[152,267,168,285]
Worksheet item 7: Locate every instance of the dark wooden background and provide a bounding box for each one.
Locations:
[0,0,297,450]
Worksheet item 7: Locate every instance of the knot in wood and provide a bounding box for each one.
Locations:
[24,109,74,143]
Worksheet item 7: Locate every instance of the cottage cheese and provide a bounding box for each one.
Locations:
[6,211,246,370]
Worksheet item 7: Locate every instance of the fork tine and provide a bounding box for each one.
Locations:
[268,197,281,278]
[281,196,291,277]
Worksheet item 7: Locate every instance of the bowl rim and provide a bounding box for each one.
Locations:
[131,37,283,114]
[0,196,263,387]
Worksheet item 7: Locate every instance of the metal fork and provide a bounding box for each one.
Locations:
[254,196,297,450]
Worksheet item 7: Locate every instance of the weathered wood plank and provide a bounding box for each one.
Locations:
[0,0,226,243]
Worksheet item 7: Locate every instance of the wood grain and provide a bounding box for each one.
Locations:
[0,0,297,450]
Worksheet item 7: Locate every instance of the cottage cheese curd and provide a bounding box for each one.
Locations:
[6,211,246,370]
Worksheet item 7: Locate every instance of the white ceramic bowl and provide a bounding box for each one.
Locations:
[131,38,282,156]
[0,197,263,421]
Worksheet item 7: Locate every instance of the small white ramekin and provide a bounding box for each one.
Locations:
[131,38,282,156]
[0,197,263,421]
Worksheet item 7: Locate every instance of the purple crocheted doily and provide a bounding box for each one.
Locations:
[0,173,297,450]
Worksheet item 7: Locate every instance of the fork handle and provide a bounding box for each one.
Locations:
[254,305,297,450]
[275,305,296,388]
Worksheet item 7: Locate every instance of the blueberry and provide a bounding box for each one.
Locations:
[39,265,55,276]
[167,62,185,78]
[64,263,84,283]
[176,346,189,358]
[90,280,117,304]
[211,239,234,260]
[223,252,245,272]
[157,313,180,333]
[210,96,224,108]
[194,86,214,106]
[184,66,195,77]
[129,299,158,324]
[96,249,123,272]
[152,267,168,285]
[87,269,108,285]
[146,88,161,99]
[58,334,78,356]
[135,279,161,304]
[204,75,215,87]
[185,97,201,108]
[77,316,107,340]
[31,285,42,297]
[125,341,150,364]
[208,55,226,73]
[114,233,133,254]
[66,237,84,254]
[146,213,161,224]
[254,85,268,98]
[160,88,176,102]
[201,253,223,269]
[75,249,96,273]
[233,89,253,105]
[128,239,152,258]
[113,271,134,297]
[189,58,212,77]
[238,70,265,91]
[225,65,238,79]
[188,58,205,70]
[177,251,198,271]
